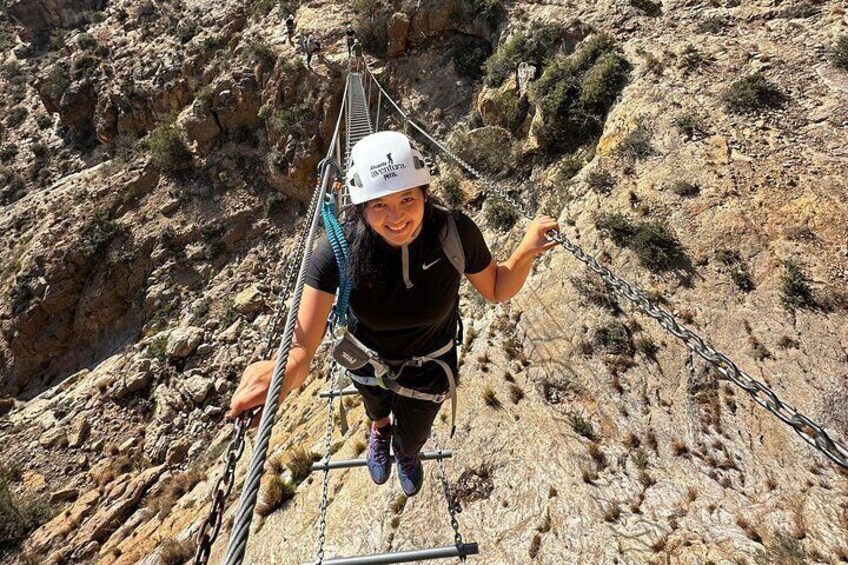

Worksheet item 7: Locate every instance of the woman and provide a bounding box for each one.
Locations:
[228,131,558,496]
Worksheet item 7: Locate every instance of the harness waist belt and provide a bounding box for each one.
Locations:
[339,334,458,437]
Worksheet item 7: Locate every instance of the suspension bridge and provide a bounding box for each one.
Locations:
[189,66,848,565]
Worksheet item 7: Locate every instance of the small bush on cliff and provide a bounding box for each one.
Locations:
[532,35,630,156]
[631,0,662,16]
[5,106,27,128]
[0,478,55,549]
[484,197,519,231]
[781,260,816,310]
[451,36,491,81]
[0,144,18,163]
[724,72,786,113]
[595,213,683,272]
[78,211,123,258]
[148,120,192,172]
[483,22,565,87]
[833,35,848,70]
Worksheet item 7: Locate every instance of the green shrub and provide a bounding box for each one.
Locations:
[679,45,706,73]
[202,34,224,52]
[615,121,653,162]
[354,4,391,58]
[468,0,505,27]
[580,52,631,114]
[244,39,276,71]
[265,191,286,216]
[532,36,630,155]
[571,274,619,312]
[483,22,565,87]
[434,169,465,208]
[177,21,198,44]
[595,213,683,271]
[78,211,122,258]
[76,32,97,50]
[482,87,526,131]
[636,336,659,360]
[569,414,596,440]
[725,267,753,292]
[36,114,53,129]
[669,180,699,197]
[586,168,615,195]
[593,322,634,356]
[450,126,515,177]
[0,144,18,163]
[0,479,55,549]
[673,114,706,139]
[833,35,848,70]
[781,260,816,309]
[484,197,519,231]
[697,15,727,34]
[631,0,661,16]
[5,106,27,128]
[145,335,169,362]
[724,72,786,113]
[31,141,49,160]
[269,96,319,139]
[148,120,192,172]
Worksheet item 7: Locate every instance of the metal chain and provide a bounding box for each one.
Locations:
[193,412,252,565]
[430,428,465,562]
[314,366,340,564]
[365,69,848,470]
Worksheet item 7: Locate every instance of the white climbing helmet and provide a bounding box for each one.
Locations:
[346,131,431,205]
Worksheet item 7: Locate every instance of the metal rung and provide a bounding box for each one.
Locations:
[302,543,479,565]
[311,450,452,472]
[319,386,359,399]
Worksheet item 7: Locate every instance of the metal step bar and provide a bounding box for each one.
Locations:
[319,386,359,399]
[312,450,452,472]
[301,543,479,565]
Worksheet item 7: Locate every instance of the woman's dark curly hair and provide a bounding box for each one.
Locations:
[345,186,450,294]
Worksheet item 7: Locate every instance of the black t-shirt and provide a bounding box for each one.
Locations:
[305,209,492,361]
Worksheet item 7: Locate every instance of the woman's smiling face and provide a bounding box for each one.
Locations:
[363,186,426,248]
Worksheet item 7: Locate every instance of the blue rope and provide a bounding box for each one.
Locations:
[321,195,352,327]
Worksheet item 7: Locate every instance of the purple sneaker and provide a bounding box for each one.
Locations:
[366,423,392,485]
[396,449,424,497]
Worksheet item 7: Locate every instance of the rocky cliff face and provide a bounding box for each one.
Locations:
[1,0,847,564]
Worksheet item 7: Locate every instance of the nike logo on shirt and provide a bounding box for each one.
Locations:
[422,258,441,270]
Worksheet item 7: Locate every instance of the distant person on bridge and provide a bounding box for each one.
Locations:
[345,23,357,57]
[229,132,558,496]
[285,13,296,44]
[351,39,363,72]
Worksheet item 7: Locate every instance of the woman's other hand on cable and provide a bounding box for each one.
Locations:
[517,215,560,257]
[228,360,275,426]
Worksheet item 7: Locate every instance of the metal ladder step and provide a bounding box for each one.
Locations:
[312,450,452,472]
[319,386,359,399]
[301,543,479,565]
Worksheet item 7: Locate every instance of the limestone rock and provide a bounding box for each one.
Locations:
[387,12,410,57]
[233,284,265,316]
[178,98,221,153]
[166,327,204,358]
[180,373,213,404]
[6,0,105,39]
[73,464,165,544]
[50,487,80,503]
[68,418,90,448]
[39,426,68,448]
[165,438,191,465]
[116,371,154,397]
[476,77,527,131]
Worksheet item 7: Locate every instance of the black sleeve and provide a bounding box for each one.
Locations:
[454,211,493,274]
[304,236,340,294]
